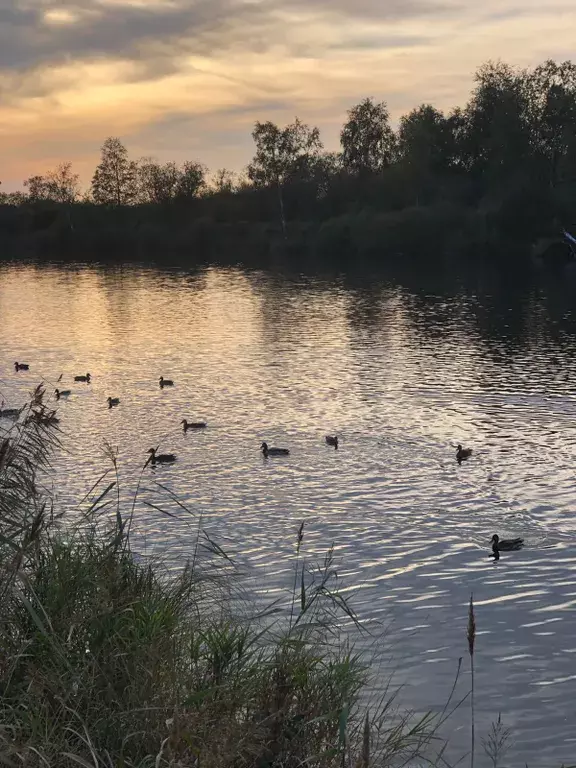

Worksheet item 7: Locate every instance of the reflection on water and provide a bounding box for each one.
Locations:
[2,260,576,764]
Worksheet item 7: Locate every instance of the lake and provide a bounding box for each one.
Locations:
[2,258,576,765]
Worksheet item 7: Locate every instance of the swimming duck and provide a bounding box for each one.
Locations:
[14,362,29,371]
[0,407,20,419]
[159,376,174,388]
[74,373,91,383]
[456,444,472,463]
[182,419,207,432]
[147,447,176,464]
[55,389,71,400]
[261,441,290,457]
[107,397,120,408]
[491,534,524,561]
[325,435,339,449]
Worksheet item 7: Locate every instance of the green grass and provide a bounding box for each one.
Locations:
[0,388,462,767]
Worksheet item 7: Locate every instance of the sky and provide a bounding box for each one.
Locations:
[1,0,576,190]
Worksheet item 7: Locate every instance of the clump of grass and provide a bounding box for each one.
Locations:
[0,388,444,767]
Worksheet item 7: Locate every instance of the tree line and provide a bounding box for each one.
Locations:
[2,59,576,250]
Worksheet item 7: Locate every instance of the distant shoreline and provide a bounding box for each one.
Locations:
[1,201,573,270]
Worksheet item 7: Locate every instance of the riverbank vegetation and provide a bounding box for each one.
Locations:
[0,389,452,767]
[1,58,576,263]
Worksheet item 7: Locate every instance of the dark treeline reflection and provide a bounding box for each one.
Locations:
[2,59,576,264]
[131,259,576,363]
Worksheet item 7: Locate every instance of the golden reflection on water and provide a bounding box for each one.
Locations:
[3,262,576,764]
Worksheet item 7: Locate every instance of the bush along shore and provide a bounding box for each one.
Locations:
[0,388,522,766]
[2,58,576,267]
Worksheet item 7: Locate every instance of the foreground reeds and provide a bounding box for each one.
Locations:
[0,388,446,767]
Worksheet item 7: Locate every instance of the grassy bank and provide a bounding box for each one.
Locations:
[0,390,445,767]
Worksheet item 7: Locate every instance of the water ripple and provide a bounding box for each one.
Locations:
[2,262,576,764]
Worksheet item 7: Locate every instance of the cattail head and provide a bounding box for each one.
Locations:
[361,710,370,768]
[297,521,305,547]
[467,593,476,657]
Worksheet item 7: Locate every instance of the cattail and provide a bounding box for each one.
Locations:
[361,710,370,768]
[467,594,476,657]
[468,593,476,768]
[296,521,305,556]
[0,438,10,472]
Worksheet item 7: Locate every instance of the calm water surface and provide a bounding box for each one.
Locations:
[2,260,576,765]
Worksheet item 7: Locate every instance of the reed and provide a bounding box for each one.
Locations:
[482,713,513,768]
[0,389,446,767]
[467,593,477,768]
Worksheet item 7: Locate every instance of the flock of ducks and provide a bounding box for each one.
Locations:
[5,363,523,560]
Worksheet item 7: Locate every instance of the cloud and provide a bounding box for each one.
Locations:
[285,0,452,22]
[1,0,576,189]
[0,0,450,77]
[0,0,238,70]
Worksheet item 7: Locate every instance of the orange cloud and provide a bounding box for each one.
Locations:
[1,0,576,188]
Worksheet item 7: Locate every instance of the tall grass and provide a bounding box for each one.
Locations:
[0,389,446,767]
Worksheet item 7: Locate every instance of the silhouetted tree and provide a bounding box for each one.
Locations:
[395,105,457,204]
[459,62,532,181]
[340,98,395,174]
[138,159,207,203]
[24,163,81,203]
[91,138,139,206]
[397,105,454,171]
[138,159,181,204]
[212,168,237,194]
[175,161,207,200]
[4,56,576,256]
[527,60,576,185]
[248,118,323,234]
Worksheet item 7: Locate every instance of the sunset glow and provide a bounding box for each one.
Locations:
[1,0,576,188]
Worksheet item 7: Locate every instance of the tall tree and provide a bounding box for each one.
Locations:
[460,61,532,180]
[248,118,323,234]
[397,105,453,172]
[248,119,322,186]
[527,60,576,185]
[175,161,207,200]
[138,159,207,203]
[138,159,181,204]
[340,98,396,174]
[91,138,139,206]
[24,162,80,203]
[396,105,456,204]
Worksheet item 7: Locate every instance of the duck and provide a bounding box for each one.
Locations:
[182,419,207,432]
[0,406,20,419]
[261,441,290,457]
[74,373,91,383]
[14,362,29,371]
[107,397,120,408]
[54,389,71,400]
[325,435,339,449]
[491,534,524,561]
[456,444,472,463]
[159,376,174,388]
[147,447,176,464]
